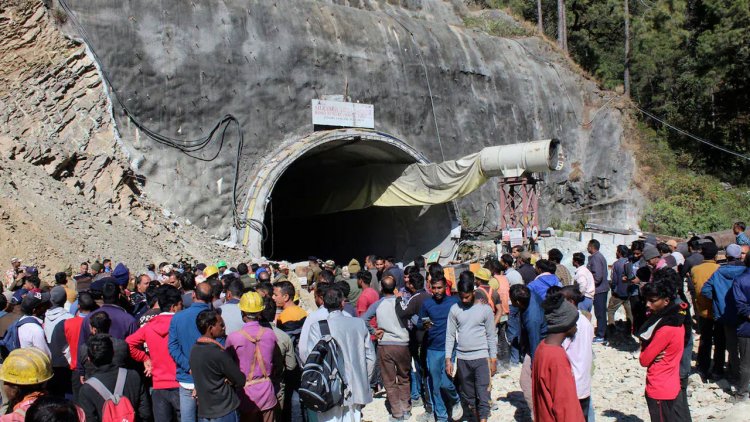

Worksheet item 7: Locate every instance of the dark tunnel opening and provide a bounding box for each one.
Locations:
[262,138,456,264]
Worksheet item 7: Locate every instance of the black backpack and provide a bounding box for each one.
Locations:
[298,320,350,412]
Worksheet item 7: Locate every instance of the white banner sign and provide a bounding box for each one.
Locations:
[312,99,374,129]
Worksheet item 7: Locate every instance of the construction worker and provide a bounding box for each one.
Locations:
[0,347,78,421]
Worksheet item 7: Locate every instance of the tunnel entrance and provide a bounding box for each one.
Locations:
[256,131,458,264]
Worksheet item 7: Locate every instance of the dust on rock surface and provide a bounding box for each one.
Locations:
[0,0,247,278]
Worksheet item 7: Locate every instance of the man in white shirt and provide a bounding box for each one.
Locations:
[19,291,51,356]
[667,240,685,267]
[560,286,595,421]
[572,253,595,314]
[299,282,352,362]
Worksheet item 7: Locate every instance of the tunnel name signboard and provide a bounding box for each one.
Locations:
[312,99,374,129]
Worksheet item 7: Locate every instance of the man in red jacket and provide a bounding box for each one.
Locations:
[532,291,585,421]
[60,291,98,402]
[637,281,688,422]
[126,285,184,422]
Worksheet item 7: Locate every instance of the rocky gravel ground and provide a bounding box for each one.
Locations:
[362,333,748,422]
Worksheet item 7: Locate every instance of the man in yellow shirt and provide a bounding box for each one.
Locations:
[272,280,307,421]
[690,242,722,379]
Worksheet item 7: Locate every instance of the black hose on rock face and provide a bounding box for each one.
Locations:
[55,0,252,231]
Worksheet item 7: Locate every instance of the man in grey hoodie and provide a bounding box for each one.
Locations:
[445,272,498,422]
[45,286,73,397]
[44,286,73,342]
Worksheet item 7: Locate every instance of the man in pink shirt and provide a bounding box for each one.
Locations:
[356,271,380,321]
[225,292,278,422]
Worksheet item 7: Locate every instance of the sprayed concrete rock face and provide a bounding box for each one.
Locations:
[59,0,640,261]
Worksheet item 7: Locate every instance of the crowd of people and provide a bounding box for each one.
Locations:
[0,221,749,422]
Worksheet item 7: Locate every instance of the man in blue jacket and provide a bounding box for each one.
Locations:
[511,283,547,413]
[702,248,746,387]
[168,282,215,422]
[528,259,561,300]
[731,254,750,402]
[418,277,462,422]
[608,245,635,335]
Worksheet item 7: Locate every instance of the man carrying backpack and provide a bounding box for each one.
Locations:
[7,291,51,356]
[78,334,151,422]
[305,286,375,422]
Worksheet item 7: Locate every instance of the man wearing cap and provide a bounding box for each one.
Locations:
[275,262,290,283]
[18,291,51,356]
[474,268,504,326]
[217,260,228,274]
[517,252,537,284]
[691,242,723,379]
[4,258,23,292]
[225,292,277,421]
[701,244,746,385]
[90,262,106,283]
[642,245,664,271]
[532,292,584,421]
[732,252,750,402]
[44,286,72,343]
[345,259,363,306]
[112,263,131,290]
[44,287,74,398]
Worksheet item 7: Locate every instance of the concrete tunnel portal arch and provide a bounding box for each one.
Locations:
[241,129,460,264]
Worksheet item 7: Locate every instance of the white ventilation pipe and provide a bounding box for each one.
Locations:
[479,139,564,178]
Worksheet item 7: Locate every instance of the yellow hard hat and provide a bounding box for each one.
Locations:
[204,265,219,278]
[475,268,492,282]
[239,291,264,313]
[0,347,53,385]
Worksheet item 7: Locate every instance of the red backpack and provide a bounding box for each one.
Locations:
[85,368,136,422]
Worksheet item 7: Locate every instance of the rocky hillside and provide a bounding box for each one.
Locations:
[0,0,246,279]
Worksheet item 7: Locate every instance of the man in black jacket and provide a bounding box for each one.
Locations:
[78,334,151,421]
[190,309,245,422]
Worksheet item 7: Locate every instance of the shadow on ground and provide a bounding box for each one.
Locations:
[602,409,645,422]
[498,390,532,421]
